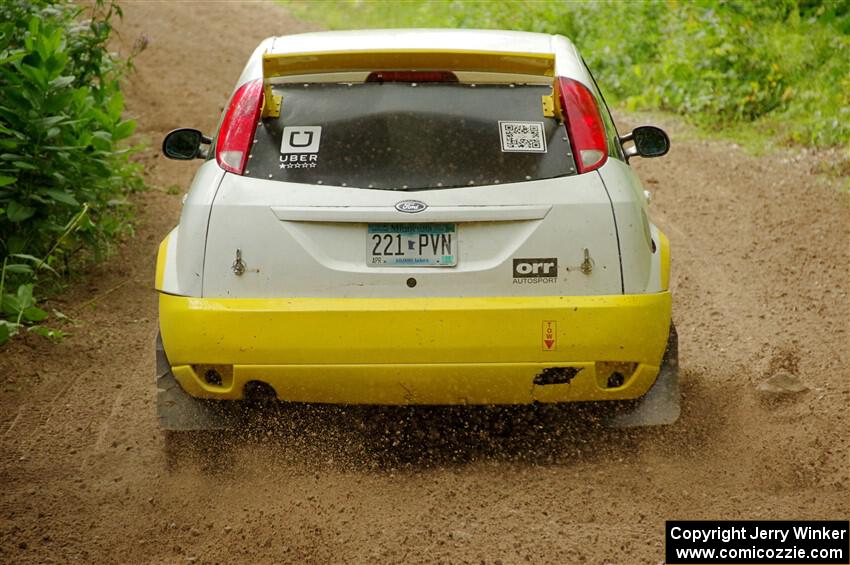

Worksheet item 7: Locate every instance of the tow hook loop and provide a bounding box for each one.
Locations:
[580,248,593,275]
[232,248,246,276]
[534,367,579,385]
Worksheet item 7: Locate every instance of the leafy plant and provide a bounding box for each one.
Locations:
[0,0,145,344]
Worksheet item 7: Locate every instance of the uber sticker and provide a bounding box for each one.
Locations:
[499,121,547,153]
[513,258,558,284]
[280,126,321,169]
[281,126,322,153]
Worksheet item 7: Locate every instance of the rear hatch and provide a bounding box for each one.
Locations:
[203,79,622,298]
[246,82,576,188]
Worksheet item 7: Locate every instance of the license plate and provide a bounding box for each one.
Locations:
[367,223,457,267]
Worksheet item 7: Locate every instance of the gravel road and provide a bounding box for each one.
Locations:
[1,2,847,563]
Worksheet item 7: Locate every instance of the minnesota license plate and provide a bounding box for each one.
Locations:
[367,223,457,267]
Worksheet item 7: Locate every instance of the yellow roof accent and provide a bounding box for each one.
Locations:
[262,49,555,79]
[260,49,556,118]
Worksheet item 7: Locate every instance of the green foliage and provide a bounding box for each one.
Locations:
[288,0,850,149]
[0,0,145,344]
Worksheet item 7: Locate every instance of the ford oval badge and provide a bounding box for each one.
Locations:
[395,200,427,213]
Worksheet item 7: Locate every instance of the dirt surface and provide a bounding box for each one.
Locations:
[1,2,848,563]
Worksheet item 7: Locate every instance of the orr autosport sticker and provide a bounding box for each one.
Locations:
[280,126,322,169]
[513,258,558,284]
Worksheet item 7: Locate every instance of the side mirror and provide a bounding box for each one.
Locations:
[162,128,211,160]
[620,126,670,159]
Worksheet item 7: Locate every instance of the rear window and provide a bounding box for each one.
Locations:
[244,82,577,190]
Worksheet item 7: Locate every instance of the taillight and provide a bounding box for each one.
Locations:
[557,76,608,174]
[215,79,264,174]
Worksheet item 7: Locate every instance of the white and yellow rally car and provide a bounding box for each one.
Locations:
[155,29,677,430]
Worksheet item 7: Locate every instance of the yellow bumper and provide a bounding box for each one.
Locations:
[159,292,672,404]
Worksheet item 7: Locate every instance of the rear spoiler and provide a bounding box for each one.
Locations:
[260,49,556,118]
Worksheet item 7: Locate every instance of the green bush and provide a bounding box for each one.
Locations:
[0,0,144,344]
[288,0,850,149]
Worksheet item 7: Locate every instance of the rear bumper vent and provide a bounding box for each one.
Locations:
[533,367,579,386]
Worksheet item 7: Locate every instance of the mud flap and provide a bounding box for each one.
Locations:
[604,324,680,428]
[156,333,237,431]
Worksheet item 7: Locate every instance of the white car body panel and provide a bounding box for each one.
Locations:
[159,159,225,296]
[201,174,623,298]
[596,158,655,294]
[270,204,553,223]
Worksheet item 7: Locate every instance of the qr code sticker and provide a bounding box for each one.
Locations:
[499,121,547,153]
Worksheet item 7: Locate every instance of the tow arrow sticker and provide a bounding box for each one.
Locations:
[542,320,557,351]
